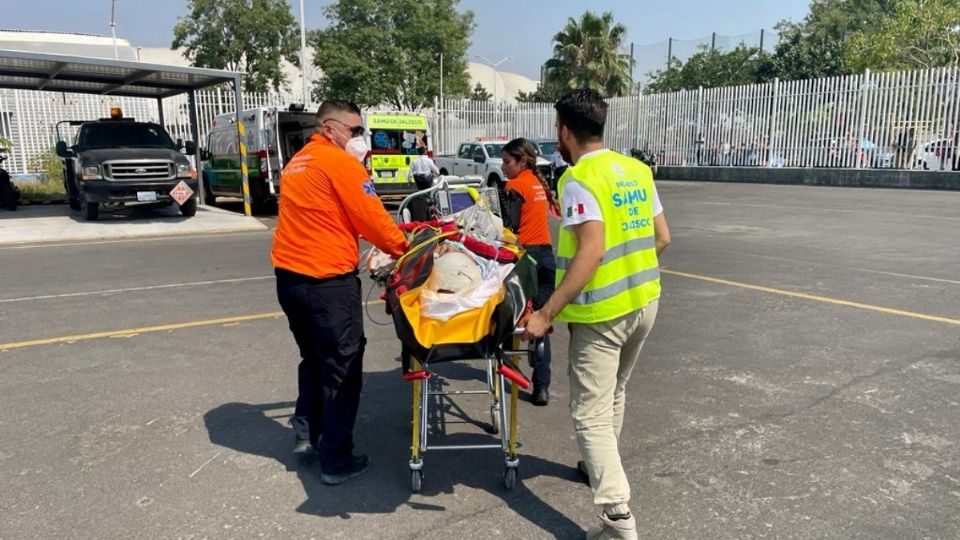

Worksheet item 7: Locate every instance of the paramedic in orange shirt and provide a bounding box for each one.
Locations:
[501,138,560,406]
[272,99,408,485]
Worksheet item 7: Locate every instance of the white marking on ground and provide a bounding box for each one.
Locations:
[0,276,273,303]
[189,449,224,479]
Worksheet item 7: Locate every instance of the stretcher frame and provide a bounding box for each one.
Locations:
[394,179,536,493]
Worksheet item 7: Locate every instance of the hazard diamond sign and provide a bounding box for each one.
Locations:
[170,180,194,206]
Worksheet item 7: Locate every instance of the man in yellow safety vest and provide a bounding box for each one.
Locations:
[522,89,671,540]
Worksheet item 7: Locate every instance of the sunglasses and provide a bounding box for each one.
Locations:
[324,118,365,138]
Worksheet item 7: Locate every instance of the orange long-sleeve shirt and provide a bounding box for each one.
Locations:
[505,169,552,246]
[271,134,408,279]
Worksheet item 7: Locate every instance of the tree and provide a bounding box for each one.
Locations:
[846,0,960,71]
[770,0,897,80]
[645,45,776,93]
[172,0,300,93]
[470,83,492,101]
[543,11,634,97]
[312,0,474,110]
[516,76,568,103]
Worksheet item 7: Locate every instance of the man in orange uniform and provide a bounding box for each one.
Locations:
[272,100,408,485]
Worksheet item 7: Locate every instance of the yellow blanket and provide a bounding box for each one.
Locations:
[399,285,506,348]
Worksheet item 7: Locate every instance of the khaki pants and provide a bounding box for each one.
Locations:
[568,300,659,506]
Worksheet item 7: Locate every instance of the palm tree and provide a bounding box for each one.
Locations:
[545,11,634,97]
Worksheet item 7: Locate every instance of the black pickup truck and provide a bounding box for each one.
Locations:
[56,112,199,221]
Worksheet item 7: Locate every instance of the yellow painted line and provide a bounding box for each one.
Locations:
[1,300,386,351]
[662,269,960,327]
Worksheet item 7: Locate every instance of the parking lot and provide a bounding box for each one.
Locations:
[1,180,959,539]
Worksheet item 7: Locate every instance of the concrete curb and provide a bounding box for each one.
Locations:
[0,205,268,246]
[657,166,960,190]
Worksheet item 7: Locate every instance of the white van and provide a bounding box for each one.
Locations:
[201,106,315,206]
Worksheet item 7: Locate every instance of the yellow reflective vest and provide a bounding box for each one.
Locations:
[555,149,660,323]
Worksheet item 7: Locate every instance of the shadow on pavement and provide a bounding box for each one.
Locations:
[203,366,583,538]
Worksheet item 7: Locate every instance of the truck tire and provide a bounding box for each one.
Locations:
[64,173,81,210]
[439,168,449,175]
[202,177,216,206]
[81,199,99,221]
[179,197,198,217]
[487,174,503,189]
[0,181,17,211]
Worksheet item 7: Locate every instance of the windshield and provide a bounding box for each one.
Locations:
[536,141,557,156]
[484,143,504,156]
[370,129,427,155]
[77,122,176,150]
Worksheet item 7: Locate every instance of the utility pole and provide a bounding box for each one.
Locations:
[439,52,444,153]
[110,0,118,59]
[299,0,309,106]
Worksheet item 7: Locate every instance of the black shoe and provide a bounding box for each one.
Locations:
[577,460,591,486]
[531,386,549,406]
[291,416,312,455]
[320,454,370,485]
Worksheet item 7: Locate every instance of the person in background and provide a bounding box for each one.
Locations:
[272,99,408,486]
[408,145,440,191]
[550,146,569,192]
[501,137,561,406]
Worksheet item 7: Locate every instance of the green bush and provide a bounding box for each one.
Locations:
[17,148,67,202]
[29,148,63,184]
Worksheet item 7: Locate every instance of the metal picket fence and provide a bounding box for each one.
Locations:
[4,65,960,175]
[0,86,294,174]
[633,67,960,171]
[433,66,960,172]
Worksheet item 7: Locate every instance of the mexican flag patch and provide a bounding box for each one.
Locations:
[566,203,585,217]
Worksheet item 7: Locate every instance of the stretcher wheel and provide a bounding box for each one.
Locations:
[503,466,517,490]
[411,469,423,493]
[489,405,501,435]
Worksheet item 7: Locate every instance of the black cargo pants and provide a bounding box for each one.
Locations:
[275,267,366,472]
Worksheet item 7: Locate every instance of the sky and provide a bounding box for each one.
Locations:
[3,0,812,79]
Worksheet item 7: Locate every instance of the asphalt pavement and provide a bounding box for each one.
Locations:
[1,181,958,539]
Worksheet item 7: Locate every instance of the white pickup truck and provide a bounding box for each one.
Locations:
[435,141,551,188]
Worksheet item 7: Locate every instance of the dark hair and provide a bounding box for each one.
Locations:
[316,99,361,119]
[417,146,427,155]
[554,89,607,144]
[502,137,560,214]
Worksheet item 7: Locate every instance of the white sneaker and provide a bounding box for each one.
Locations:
[585,513,638,540]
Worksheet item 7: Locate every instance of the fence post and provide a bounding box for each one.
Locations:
[433,94,441,155]
[855,69,871,170]
[695,86,704,165]
[767,78,780,167]
[634,91,643,150]
[13,89,26,173]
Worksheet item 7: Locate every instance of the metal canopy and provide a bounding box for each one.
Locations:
[0,48,240,99]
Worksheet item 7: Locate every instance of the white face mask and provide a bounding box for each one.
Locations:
[345,136,368,163]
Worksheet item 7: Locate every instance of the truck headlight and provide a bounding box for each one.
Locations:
[177,163,194,178]
[81,165,101,180]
